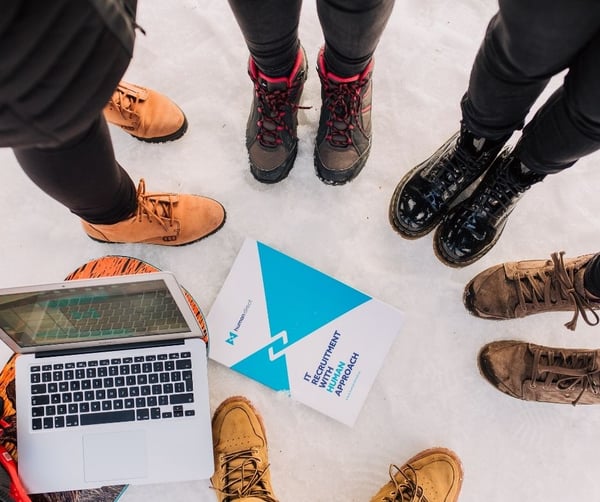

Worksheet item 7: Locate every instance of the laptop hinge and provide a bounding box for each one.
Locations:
[34,338,186,358]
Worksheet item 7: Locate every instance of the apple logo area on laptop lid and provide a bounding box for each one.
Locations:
[0,272,214,494]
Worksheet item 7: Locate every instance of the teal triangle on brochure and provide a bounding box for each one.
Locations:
[256,241,371,345]
[228,241,371,393]
[232,347,290,391]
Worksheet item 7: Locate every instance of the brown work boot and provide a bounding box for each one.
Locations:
[315,48,373,185]
[369,448,463,502]
[81,179,225,246]
[464,251,600,330]
[246,47,307,183]
[479,340,600,405]
[104,81,188,142]
[210,396,278,502]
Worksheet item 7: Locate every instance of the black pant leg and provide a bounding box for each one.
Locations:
[461,0,600,142]
[584,253,600,298]
[516,29,600,173]
[14,117,137,225]
[317,0,395,77]
[227,0,303,76]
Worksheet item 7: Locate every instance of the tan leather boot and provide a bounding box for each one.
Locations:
[81,179,225,246]
[210,396,278,502]
[369,448,463,502]
[464,251,600,330]
[104,81,188,142]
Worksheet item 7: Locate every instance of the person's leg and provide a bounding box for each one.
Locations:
[514,30,600,174]
[14,117,136,225]
[584,254,600,298]
[435,3,600,267]
[462,0,600,142]
[227,0,302,77]
[317,0,394,78]
[4,0,225,245]
[314,0,395,184]
[391,0,600,241]
[227,0,306,183]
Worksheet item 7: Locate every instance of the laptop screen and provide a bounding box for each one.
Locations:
[0,278,192,348]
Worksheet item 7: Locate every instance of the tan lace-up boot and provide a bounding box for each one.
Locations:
[464,251,600,330]
[479,340,600,405]
[81,179,225,246]
[104,81,188,142]
[210,396,278,502]
[369,448,463,502]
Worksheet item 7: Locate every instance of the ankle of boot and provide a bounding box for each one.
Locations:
[506,156,546,185]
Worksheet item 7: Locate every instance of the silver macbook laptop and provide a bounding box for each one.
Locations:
[0,272,214,494]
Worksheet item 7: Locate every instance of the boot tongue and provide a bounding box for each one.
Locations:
[258,76,288,93]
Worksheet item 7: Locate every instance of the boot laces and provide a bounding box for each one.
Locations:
[322,78,369,147]
[254,79,304,148]
[110,85,141,123]
[426,132,495,201]
[134,179,176,231]
[382,464,428,502]
[515,252,600,330]
[212,448,278,502]
[466,157,538,224]
[530,345,600,405]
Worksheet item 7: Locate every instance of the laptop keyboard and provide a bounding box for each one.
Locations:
[28,351,195,430]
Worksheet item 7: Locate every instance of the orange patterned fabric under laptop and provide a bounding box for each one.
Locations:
[0,255,208,501]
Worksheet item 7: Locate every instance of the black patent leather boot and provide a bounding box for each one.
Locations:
[389,125,508,239]
[434,151,545,267]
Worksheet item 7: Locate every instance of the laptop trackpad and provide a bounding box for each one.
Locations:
[83,431,147,482]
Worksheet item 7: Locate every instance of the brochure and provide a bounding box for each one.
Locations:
[207,239,403,426]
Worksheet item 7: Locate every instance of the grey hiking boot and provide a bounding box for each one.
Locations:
[464,251,600,330]
[246,47,307,183]
[479,340,600,405]
[314,48,373,185]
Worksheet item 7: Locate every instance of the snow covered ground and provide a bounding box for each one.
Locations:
[1,1,600,500]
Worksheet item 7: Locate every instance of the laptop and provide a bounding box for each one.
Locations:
[0,272,214,494]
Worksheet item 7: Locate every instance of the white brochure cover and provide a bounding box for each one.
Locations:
[207,239,403,426]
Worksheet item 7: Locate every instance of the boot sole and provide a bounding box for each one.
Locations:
[128,111,189,143]
[314,144,371,186]
[85,200,226,247]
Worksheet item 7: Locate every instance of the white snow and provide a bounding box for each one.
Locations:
[1,1,599,501]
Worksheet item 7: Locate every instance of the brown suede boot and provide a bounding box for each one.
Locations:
[479,340,600,405]
[464,251,600,330]
[104,81,188,142]
[369,448,463,502]
[81,179,225,246]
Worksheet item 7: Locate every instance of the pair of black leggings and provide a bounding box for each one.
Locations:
[14,117,136,225]
[2,0,137,225]
[461,0,600,174]
[227,0,395,78]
